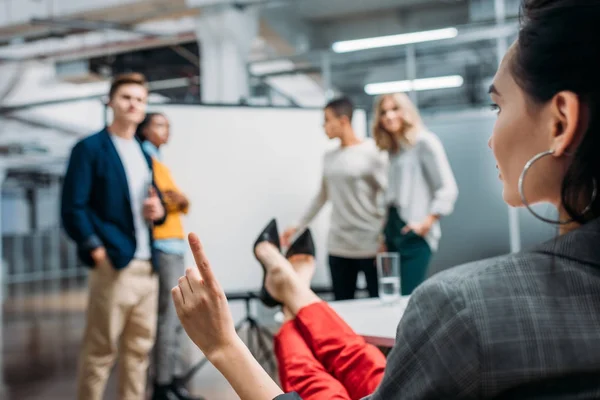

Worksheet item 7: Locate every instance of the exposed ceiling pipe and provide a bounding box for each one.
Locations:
[0,94,106,115]
[186,0,296,10]
[0,29,197,63]
[30,17,181,39]
[0,76,196,114]
[2,114,83,136]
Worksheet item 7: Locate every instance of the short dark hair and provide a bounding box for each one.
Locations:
[325,96,354,122]
[109,72,148,100]
[511,0,600,223]
[135,112,163,142]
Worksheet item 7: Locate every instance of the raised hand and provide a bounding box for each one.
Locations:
[171,233,239,361]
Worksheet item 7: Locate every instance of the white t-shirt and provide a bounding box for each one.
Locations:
[296,139,388,258]
[110,135,152,260]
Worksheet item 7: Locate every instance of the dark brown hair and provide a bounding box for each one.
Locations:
[325,96,354,122]
[108,72,148,100]
[135,112,164,142]
[512,0,600,223]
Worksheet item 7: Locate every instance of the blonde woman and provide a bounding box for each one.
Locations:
[373,93,458,295]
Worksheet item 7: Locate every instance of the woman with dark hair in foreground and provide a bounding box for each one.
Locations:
[171,1,600,399]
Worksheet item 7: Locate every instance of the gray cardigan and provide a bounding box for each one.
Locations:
[278,217,600,399]
[386,130,458,251]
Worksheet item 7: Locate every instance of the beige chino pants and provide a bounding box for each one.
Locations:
[77,259,159,400]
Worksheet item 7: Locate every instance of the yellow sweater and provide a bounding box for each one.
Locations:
[153,158,189,240]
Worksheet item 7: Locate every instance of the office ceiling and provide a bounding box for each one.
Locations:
[257,0,520,110]
[0,0,521,111]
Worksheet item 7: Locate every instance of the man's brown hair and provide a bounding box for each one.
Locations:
[109,72,148,99]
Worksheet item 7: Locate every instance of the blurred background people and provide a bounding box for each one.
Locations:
[282,96,387,300]
[136,113,203,400]
[61,73,165,400]
[373,93,458,295]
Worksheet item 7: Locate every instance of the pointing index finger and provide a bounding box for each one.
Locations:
[188,233,217,286]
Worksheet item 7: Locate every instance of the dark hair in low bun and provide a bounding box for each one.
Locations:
[512,0,600,223]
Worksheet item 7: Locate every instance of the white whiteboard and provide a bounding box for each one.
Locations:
[157,105,367,292]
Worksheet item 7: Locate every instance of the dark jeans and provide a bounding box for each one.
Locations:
[384,206,432,295]
[328,255,378,300]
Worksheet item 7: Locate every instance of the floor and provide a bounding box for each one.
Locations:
[2,283,279,400]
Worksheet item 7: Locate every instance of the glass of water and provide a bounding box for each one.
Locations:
[376,252,401,303]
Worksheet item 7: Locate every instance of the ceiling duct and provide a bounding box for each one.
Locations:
[55,59,104,83]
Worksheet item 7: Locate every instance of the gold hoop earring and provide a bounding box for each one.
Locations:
[518,149,597,225]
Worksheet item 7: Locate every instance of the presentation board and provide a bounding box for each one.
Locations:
[157,105,367,292]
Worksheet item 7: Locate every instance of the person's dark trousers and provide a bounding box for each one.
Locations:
[328,255,378,300]
[384,206,432,295]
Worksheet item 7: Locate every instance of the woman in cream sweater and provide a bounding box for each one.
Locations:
[373,93,458,294]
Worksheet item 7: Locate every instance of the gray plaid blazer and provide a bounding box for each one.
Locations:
[279,218,600,400]
[365,217,600,399]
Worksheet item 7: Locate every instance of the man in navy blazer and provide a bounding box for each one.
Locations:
[61,72,166,400]
[61,128,166,270]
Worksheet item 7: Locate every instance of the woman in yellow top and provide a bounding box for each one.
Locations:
[136,113,203,400]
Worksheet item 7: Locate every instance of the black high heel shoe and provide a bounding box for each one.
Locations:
[285,229,316,259]
[253,218,282,308]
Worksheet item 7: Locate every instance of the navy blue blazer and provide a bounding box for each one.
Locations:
[61,128,166,270]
